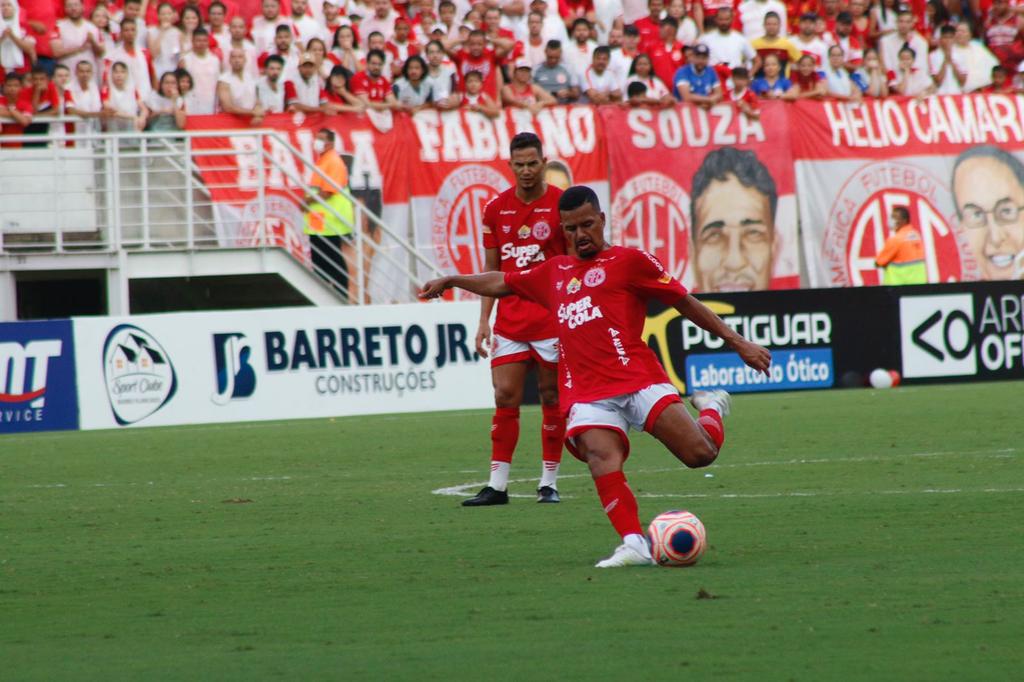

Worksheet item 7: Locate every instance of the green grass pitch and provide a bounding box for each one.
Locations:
[2,382,1022,680]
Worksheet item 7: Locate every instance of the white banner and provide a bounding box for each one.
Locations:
[73,303,492,430]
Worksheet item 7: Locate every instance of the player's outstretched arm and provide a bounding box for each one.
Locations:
[418,272,512,300]
[674,295,772,374]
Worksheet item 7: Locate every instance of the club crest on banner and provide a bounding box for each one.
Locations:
[431,164,511,274]
[610,171,691,283]
[823,161,966,286]
[102,325,177,426]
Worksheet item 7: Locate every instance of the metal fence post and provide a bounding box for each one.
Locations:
[185,135,195,249]
[141,137,151,248]
[257,133,267,247]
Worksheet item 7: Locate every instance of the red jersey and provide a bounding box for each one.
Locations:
[648,40,686,90]
[349,71,392,101]
[482,184,566,341]
[505,246,688,410]
[633,16,660,53]
[453,48,501,97]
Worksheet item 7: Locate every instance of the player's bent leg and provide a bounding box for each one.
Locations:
[575,429,653,568]
[649,402,720,469]
[462,362,529,507]
[536,361,564,503]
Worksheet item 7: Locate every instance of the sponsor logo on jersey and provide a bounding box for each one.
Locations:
[532,221,551,240]
[558,295,603,329]
[566,277,582,294]
[518,225,532,239]
[500,210,516,215]
[501,242,545,268]
[584,266,606,287]
[609,327,630,365]
[555,280,564,291]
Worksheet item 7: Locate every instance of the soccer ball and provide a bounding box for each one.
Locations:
[648,510,707,567]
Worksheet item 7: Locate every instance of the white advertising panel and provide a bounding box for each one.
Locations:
[73,303,492,430]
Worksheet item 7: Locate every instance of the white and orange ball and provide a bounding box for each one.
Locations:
[648,510,707,567]
[869,368,901,389]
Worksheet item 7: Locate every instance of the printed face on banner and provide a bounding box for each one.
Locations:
[691,173,775,293]
[951,150,1024,282]
[431,164,511,274]
[825,161,964,286]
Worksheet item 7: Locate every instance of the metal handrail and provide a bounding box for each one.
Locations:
[0,127,433,304]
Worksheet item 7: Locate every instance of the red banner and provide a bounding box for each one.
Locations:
[601,102,800,294]
[791,96,1024,286]
[405,106,608,278]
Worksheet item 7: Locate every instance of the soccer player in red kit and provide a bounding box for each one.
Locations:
[420,186,771,566]
[462,132,568,507]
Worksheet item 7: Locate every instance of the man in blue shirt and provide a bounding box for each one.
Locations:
[673,44,722,108]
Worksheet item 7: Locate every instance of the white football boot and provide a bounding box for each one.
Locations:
[594,534,654,568]
[690,389,732,417]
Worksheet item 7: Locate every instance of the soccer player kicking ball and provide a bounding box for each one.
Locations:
[420,186,772,567]
[464,132,568,506]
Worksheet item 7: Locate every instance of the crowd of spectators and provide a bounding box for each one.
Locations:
[0,0,1021,140]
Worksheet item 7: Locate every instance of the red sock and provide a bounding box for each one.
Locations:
[491,407,520,463]
[540,405,565,465]
[593,471,643,539]
[698,409,725,448]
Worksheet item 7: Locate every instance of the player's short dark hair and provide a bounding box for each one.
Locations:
[624,25,640,37]
[366,48,387,63]
[510,131,543,157]
[764,10,780,21]
[627,81,648,97]
[691,147,778,235]
[940,24,956,36]
[660,16,679,29]
[951,146,1024,216]
[264,54,285,68]
[275,23,292,35]
[731,66,750,79]
[31,64,49,77]
[546,39,562,50]
[594,45,611,58]
[317,128,336,144]
[368,31,384,40]
[559,185,600,213]
[571,18,592,32]
[836,11,853,23]
[892,206,910,223]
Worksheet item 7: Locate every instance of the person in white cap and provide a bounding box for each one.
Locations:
[285,51,327,112]
[501,57,556,113]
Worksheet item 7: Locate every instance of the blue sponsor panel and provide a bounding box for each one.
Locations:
[685,348,834,393]
[0,320,79,433]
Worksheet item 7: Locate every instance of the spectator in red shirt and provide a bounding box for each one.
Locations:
[22,0,57,74]
[459,68,501,117]
[648,17,686,90]
[349,47,398,109]
[984,64,1016,92]
[18,64,62,146]
[728,66,760,119]
[446,29,512,97]
[559,0,597,26]
[985,0,1024,74]
[633,0,664,53]
[790,53,825,98]
[0,71,28,145]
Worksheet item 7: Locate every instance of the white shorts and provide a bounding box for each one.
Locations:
[565,382,682,462]
[491,333,559,369]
